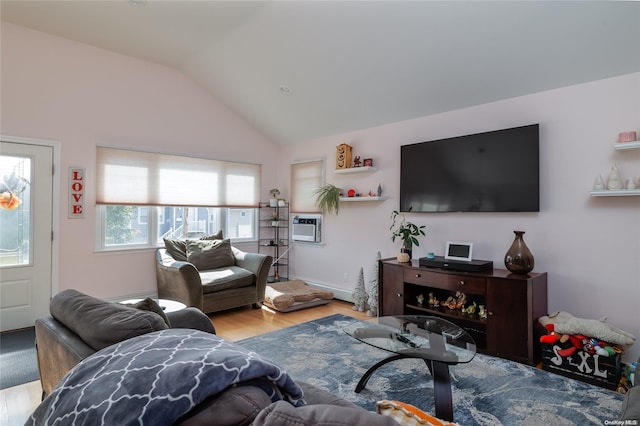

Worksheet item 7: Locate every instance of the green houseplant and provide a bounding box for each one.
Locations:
[390,210,426,258]
[314,184,342,215]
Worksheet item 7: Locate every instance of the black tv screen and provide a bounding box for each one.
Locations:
[400,124,540,213]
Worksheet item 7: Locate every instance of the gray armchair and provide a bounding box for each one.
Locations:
[156,245,272,314]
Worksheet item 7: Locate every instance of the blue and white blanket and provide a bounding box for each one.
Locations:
[26,329,306,426]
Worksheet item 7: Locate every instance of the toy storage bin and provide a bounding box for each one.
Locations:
[541,343,622,391]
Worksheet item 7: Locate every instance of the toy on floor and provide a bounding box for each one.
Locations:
[539,322,624,358]
[539,311,635,346]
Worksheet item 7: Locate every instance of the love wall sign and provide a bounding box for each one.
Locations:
[69,167,85,218]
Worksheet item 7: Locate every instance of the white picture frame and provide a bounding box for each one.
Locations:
[445,241,473,261]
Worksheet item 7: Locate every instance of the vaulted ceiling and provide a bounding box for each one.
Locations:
[2,1,639,144]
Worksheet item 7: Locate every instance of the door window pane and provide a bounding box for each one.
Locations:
[0,155,31,266]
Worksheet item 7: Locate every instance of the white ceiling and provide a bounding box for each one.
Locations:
[2,1,639,144]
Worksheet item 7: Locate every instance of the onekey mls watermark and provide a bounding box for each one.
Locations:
[604,420,638,425]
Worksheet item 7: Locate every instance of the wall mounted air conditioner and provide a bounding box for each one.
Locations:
[292,214,322,243]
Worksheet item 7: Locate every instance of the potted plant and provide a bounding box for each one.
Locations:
[271,213,280,227]
[314,184,341,215]
[269,188,280,207]
[390,210,426,260]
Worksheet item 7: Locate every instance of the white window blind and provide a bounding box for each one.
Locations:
[290,159,323,213]
[96,147,261,207]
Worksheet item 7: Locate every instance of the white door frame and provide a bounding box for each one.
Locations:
[0,135,60,301]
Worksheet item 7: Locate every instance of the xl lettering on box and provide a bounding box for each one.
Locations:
[69,167,85,218]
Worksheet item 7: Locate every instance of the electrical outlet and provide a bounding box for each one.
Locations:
[343,273,349,282]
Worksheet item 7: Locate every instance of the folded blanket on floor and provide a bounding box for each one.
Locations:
[26,329,305,426]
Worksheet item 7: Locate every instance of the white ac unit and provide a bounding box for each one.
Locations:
[292,215,321,242]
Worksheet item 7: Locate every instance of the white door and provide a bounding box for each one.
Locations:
[0,140,54,331]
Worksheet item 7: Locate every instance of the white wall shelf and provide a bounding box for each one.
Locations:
[340,196,387,202]
[334,166,378,174]
[614,141,640,151]
[591,137,639,196]
[590,190,640,197]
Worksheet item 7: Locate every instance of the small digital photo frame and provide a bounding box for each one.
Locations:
[445,241,473,262]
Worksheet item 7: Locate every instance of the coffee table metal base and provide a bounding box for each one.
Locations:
[354,354,454,422]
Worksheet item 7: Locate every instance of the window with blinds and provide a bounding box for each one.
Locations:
[290,159,323,213]
[95,147,261,251]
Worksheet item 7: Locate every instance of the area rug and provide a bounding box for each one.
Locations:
[0,326,39,389]
[237,314,624,425]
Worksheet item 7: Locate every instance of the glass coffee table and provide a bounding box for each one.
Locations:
[344,315,476,422]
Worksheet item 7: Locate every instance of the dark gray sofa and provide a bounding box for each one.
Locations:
[33,289,396,426]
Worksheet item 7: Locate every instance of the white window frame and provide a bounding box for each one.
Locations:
[95,205,258,252]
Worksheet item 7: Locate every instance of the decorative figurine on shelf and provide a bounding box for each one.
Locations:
[416,294,425,306]
[428,292,439,307]
[607,163,623,190]
[377,184,382,196]
[443,296,455,309]
[336,143,353,169]
[455,291,467,309]
[367,251,381,317]
[626,177,637,190]
[353,156,362,167]
[478,305,487,320]
[352,267,368,312]
[593,175,605,190]
[464,301,478,315]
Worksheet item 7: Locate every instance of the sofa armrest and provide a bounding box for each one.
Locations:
[156,248,204,310]
[232,247,272,301]
[35,317,95,397]
[167,307,216,334]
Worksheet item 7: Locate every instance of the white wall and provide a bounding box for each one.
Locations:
[281,73,640,363]
[1,23,279,299]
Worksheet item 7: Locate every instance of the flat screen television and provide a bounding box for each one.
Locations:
[400,124,540,213]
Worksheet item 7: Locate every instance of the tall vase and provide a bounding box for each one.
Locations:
[504,231,534,274]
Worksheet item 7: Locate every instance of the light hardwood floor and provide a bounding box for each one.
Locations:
[0,300,368,425]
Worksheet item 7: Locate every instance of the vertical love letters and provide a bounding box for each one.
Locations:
[69,167,85,218]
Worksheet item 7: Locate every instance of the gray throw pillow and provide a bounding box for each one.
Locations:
[163,238,188,261]
[199,230,223,240]
[163,231,223,261]
[186,239,235,270]
[128,297,171,327]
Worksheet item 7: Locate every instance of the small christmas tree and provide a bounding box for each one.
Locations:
[352,267,368,312]
[367,251,381,316]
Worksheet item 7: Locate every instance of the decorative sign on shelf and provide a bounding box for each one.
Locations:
[69,167,85,218]
[336,143,352,169]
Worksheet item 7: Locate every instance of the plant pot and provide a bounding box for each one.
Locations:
[278,199,286,207]
[401,247,412,260]
[271,221,279,227]
[269,199,278,207]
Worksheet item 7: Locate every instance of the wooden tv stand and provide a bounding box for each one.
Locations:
[378,258,548,365]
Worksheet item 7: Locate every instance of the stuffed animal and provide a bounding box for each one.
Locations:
[539,311,635,346]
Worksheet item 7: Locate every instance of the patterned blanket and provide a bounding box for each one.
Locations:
[26,329,305,426]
